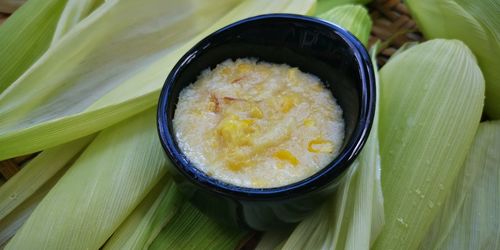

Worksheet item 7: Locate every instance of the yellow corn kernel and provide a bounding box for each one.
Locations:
[237,63,252,74]
[273,150,299,166]
[308,139,334,153]
[281,94,299,113]
[241,119,255,126]
[220,67,232,77]
[227,161,245,171]
[216,115,253,146]
[250,106,263,118]
[281,99,294,113]
[304,118,315,126]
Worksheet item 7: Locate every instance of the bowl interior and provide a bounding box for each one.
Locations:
[159,14,374,197]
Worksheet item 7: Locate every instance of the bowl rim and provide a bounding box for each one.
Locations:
[157,13,376,200]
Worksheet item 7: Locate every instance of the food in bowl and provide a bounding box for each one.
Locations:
[173,58,344,188]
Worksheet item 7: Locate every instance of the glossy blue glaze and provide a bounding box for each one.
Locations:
[157,14,376,230]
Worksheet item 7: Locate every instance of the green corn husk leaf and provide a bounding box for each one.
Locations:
[0,0,242,157]
[281,165,357,249]
[280,42,382,250]
[0,0,315,161]
[6,108,168,249]
[0,0,66,93]
[51,0,105,43]
[420,121,500,250]
[0,0,242,153]
[405,0,500,118]
[372,39,485,250]
[104,177,184,250]
[149,202,247,250]
[0,0,26,13]
[0,135,94,221]
[367,44,385,245]
[318,4,372,45]
[315,0,371,15]
[0,161,70,246]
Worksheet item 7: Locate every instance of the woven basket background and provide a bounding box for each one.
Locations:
[0,2,424,248]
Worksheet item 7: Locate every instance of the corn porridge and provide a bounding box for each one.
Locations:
[173,58,344,188]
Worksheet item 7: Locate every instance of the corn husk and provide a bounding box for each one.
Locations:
[405,0,500,118]
[6,108,168,249]
[0,0,315,161]
[0,165,69,246]
[0,136,93,221]
[149,202,247,250]
[0,0,66,93]
[318,4,372,45]
[372,39,485,249]
[366,43,385,244]
[51,0,104,43]
[103,177,184,250]
[420,121,500,250]
[0,0,241,159]
[315,0,371,15]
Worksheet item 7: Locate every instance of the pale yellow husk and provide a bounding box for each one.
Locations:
[0,165,70,246]
[149,202,247,250]
[0,0,66,92]
[0,136,94,221]
[318,4,372,45]
[315,0,371,15]
[420,121,500,250]
[51,0,105,43]
[406,0,500,118]
[103,177,184,250]
[0,0,242,160]
[6,108,168,249]
[372,39,485,249]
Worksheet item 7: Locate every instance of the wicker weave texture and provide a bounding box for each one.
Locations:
[368,0,423,65]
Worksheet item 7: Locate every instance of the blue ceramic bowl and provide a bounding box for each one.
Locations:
[157,14,375,230]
